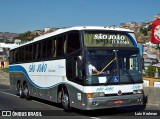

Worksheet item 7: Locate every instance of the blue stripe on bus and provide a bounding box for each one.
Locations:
[9,65,68,89]
[127,33,138,47]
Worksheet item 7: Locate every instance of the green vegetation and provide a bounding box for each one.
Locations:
[14,31,40,42]
[139,25,152,36]
[145,65,160,77]
[145,65,156,77]
[136,24,152,43]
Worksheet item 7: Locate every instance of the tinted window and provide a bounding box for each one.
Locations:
[56,36,65,57]
[37,43,42,59]
[33,44,37,60]
[28,45,32,60]
[42,41,47,59]
[10,50,13,64]
[67,32,80,54]
[46,39,52,58]
[14,49,18,63]
[19,48,23,62]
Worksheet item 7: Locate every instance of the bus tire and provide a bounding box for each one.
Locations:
[24,84,30,100]
[57,91,62,103]
[19,85,24,98]
[61,88,71,112]
[17,83,20,95]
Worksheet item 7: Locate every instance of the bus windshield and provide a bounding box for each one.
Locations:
[85,49,142,85]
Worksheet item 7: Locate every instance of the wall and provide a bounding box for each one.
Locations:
[143,77,160,87]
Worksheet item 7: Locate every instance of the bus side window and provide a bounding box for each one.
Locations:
[33,43,42,60]
[67,32,80,54]
[37,42,42,60]
[46,39,52,58]
[66,53,84,84]
[33,44,37,60]
[56,36,65,57]
[76,55,84,79]
[28,45,33,61]
[19,48,23,62]
[42,40,47,59]
[10,50,13,64]
[52,39,56,57]
[14,49,18,63]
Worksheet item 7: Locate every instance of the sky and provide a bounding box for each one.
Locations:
[0,0,159,33]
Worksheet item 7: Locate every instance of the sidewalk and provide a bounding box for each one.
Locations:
[0,72,10,85]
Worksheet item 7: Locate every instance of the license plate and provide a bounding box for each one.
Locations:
[114,100,124,104]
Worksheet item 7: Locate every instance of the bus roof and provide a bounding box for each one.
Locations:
[10,26,134,50]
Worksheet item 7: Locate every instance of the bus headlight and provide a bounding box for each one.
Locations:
[87,92,105,98]
[133,89,143,94]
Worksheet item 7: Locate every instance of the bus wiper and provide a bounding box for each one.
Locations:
[100,57,116,73]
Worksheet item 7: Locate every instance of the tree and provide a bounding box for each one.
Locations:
[14,31,40,42]
[146,65,156,77]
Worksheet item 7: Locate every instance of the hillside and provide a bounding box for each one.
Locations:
[14,22,152,43]
[0,32,18,42]
[13,28,58,42]
[121,21,152,43]
[0,21,152,43]
[0,32,18,37]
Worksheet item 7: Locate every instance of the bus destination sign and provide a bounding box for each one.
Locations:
[84,33,134,47]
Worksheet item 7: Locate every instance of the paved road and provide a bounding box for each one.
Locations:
[0,73,160,119]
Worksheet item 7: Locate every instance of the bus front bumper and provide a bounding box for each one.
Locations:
[84,94,144,110]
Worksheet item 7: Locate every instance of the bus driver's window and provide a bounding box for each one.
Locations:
[76,56,83,78]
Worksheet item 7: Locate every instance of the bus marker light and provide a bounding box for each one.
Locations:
[92,101,98,106]
[87,93,93,98]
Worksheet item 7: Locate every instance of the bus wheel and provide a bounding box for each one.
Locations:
[19,85,24,98]
[61,89,71,111]
[24,84,30,100]
[17,83,20,95]
[57,91,62,103]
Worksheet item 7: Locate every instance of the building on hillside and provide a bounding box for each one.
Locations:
[143,42,158,71]
[0,43,19,68]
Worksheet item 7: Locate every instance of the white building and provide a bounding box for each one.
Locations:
[0,43,19,68]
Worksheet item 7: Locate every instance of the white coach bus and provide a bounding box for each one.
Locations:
[9,26,144,111]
